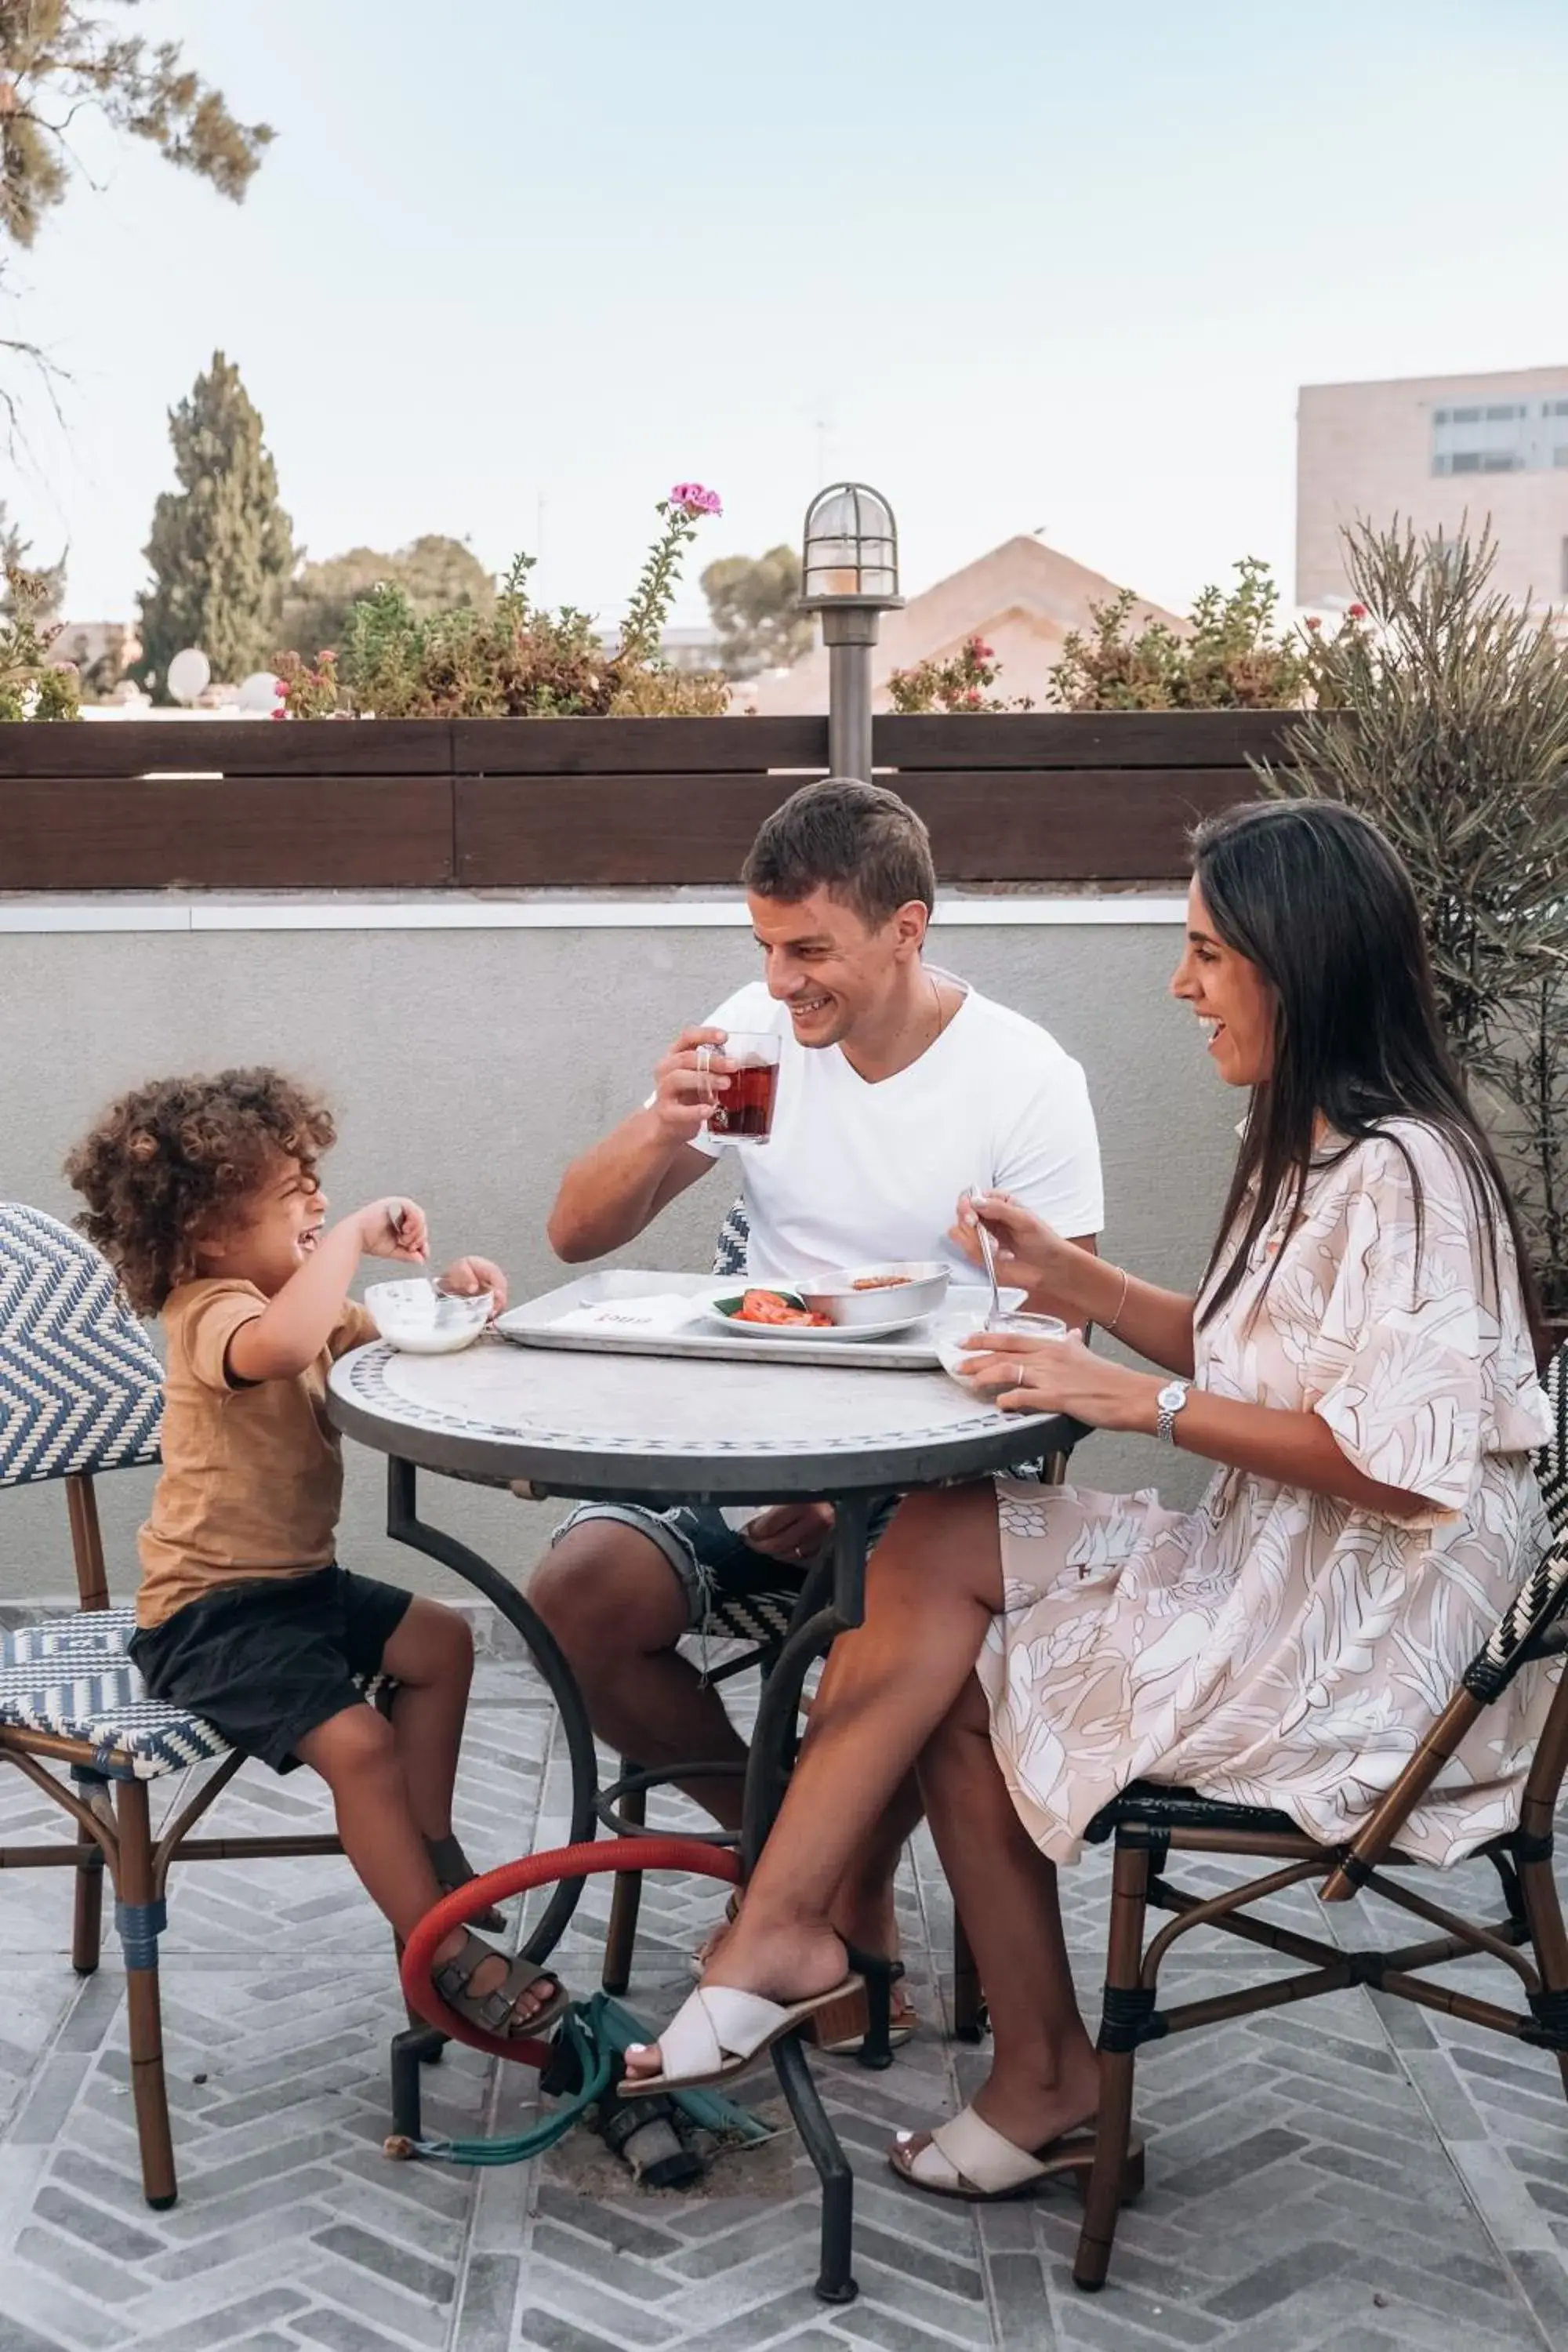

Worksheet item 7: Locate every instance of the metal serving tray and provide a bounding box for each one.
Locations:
[495,1269,992,1372]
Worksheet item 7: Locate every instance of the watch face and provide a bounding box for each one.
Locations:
[1158,1381,1187,1410]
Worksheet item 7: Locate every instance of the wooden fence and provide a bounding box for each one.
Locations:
[0,712,1305,891]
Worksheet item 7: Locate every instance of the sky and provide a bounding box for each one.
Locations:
[4,0,1566,630]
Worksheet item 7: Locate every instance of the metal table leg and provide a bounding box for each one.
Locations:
[384,1458,600,1971]
[745,1495,877,2306]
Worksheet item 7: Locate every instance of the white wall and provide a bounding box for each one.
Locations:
[0,895,1238,1606]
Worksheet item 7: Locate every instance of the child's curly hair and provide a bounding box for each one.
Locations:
[67,1069,336,1315]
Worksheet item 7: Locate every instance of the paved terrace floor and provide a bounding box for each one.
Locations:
[2,1638,1568,2352]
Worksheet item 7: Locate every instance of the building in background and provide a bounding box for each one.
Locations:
[742,535,1181,713]
[1298,367,1568,610]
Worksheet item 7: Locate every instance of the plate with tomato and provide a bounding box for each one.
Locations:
[706,1286,930,1342]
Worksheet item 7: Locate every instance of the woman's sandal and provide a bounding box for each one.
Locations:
[432,1929,570,2041]
[693,1906,916,2053]
[426,1832,506,1933]
[889,2104,1145,2205]
[618,1969,866,2098]
[811,1976,919,2056]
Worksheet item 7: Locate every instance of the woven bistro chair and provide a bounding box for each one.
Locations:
[600,1203,1057,2043]
[1072,1339,1568,2292]
[0,1205,368,2209]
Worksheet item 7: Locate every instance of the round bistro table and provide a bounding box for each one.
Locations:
[328,1330,1076,2300]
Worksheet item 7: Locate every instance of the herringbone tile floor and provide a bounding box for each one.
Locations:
[2,1644,1568,2351]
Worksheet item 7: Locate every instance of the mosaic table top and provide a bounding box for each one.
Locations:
[328,1335,1071,1503]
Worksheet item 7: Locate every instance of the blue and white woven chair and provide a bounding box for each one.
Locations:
[0,1206,351,2210]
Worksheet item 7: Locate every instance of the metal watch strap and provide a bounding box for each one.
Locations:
[1156,1381,1191,1446]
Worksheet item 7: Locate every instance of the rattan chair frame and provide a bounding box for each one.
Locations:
[1072,1344,1568,2292]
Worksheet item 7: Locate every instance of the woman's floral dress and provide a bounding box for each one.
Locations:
[980,1120,1555,1865]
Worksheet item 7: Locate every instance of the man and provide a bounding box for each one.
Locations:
[532,777,1103,2002]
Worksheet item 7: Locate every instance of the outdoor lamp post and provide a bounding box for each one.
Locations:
[797,483,903,785]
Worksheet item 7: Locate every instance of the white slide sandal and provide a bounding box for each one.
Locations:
[890,2103,1145,2204]
[618,1975,864,2099]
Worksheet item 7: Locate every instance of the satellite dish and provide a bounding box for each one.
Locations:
[238,670,281,713]
[166,648,212,706]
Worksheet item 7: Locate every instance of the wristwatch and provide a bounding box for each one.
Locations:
[1156,1379,1192,1446]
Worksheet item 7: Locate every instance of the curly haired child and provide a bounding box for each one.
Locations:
[67,1068,564,2042]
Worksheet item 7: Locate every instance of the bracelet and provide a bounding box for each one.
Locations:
[1105,1266,1131,1334]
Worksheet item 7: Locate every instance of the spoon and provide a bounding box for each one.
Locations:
[969,1185,1003,1327]
[387,1203,469,1318]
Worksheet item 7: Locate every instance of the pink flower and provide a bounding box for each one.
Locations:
[1305,615,1322,631]
[964,687,982,706]
[670,481,723,519]
[270,706,287,720]
[972,640,994,659]
[1347,602,1367,620]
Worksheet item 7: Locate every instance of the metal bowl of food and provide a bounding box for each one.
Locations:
[791,1261,951,1328]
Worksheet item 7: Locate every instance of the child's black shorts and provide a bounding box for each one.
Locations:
[128,1565,413,1773]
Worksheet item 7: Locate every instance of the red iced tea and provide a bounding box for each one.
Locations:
[708,1054,779,1141]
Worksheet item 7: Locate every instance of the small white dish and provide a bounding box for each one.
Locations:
[367,1279,494,1356]
[933,1303,1057,1387]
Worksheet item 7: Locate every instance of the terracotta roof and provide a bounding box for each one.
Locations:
[742,535,1182,713]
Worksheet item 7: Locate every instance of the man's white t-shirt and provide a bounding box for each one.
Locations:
[689,970,1104,1283]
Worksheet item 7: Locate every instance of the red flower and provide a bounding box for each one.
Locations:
[972,641,994,660]
[964,687,982,706]
[1347,602,1367,620]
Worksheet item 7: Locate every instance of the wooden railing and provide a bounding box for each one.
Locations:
[0,712,1305,891]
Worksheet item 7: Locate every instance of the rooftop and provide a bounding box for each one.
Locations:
[1,1622,1563,2352]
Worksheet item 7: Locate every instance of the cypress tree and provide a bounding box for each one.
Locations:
[138,353,294,691]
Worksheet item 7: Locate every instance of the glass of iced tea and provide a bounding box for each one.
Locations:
[698,1031,782,1144]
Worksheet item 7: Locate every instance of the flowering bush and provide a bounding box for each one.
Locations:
[886,636,1033,713]
[273,487,727,719]
[0,568,81,721]
[1049,559,1310,711]
[273,647,339,719]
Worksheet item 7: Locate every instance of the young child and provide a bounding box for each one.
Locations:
[67,1067,562,2042]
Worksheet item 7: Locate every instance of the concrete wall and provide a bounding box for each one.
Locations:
[0,895,1239,1607]
[1297,365,1568,609]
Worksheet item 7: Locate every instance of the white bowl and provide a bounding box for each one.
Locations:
[933,1306,1065,1388]
[790,1261,951,1327]
[367,1279,494,1356]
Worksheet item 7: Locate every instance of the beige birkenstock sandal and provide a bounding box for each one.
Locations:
[888,2104,1145,2205]
[619,1973,864,2098]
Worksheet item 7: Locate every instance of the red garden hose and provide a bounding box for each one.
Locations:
[399,1837,743,2065]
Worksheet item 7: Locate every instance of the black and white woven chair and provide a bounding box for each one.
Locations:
[1073,1338,1568,2293]
[0,1205,358,2210]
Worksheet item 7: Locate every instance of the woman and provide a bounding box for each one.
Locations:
[622,800,1555,2201]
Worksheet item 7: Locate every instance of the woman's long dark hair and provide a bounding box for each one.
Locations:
[1195,800,1541,1344]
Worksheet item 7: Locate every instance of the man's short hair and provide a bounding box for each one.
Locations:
[742,778,937,927]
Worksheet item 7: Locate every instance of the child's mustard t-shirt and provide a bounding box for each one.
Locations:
[136,1277,379,1630]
